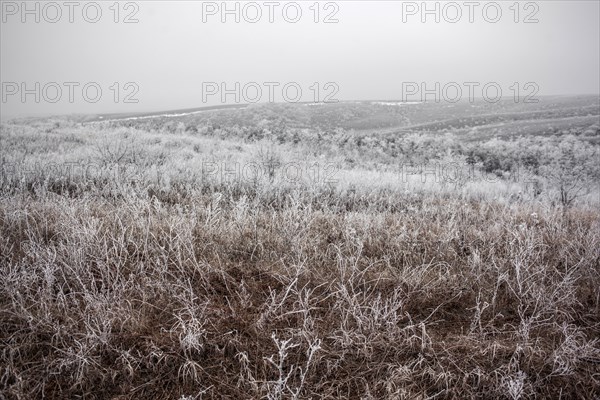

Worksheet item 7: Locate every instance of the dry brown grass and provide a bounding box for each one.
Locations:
[1,121,599,399]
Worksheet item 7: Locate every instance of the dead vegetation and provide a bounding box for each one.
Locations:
[1,118,599,399]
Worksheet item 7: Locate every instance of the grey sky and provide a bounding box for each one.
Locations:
[1,0,599,117]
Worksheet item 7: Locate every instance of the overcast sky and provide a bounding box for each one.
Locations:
[1,0,599,117]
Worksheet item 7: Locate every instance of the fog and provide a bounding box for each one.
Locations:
[1,1,599,117]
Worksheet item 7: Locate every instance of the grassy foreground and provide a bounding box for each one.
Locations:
[1,109,599,399]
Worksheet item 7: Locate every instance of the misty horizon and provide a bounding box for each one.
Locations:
[2,1,599,118]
